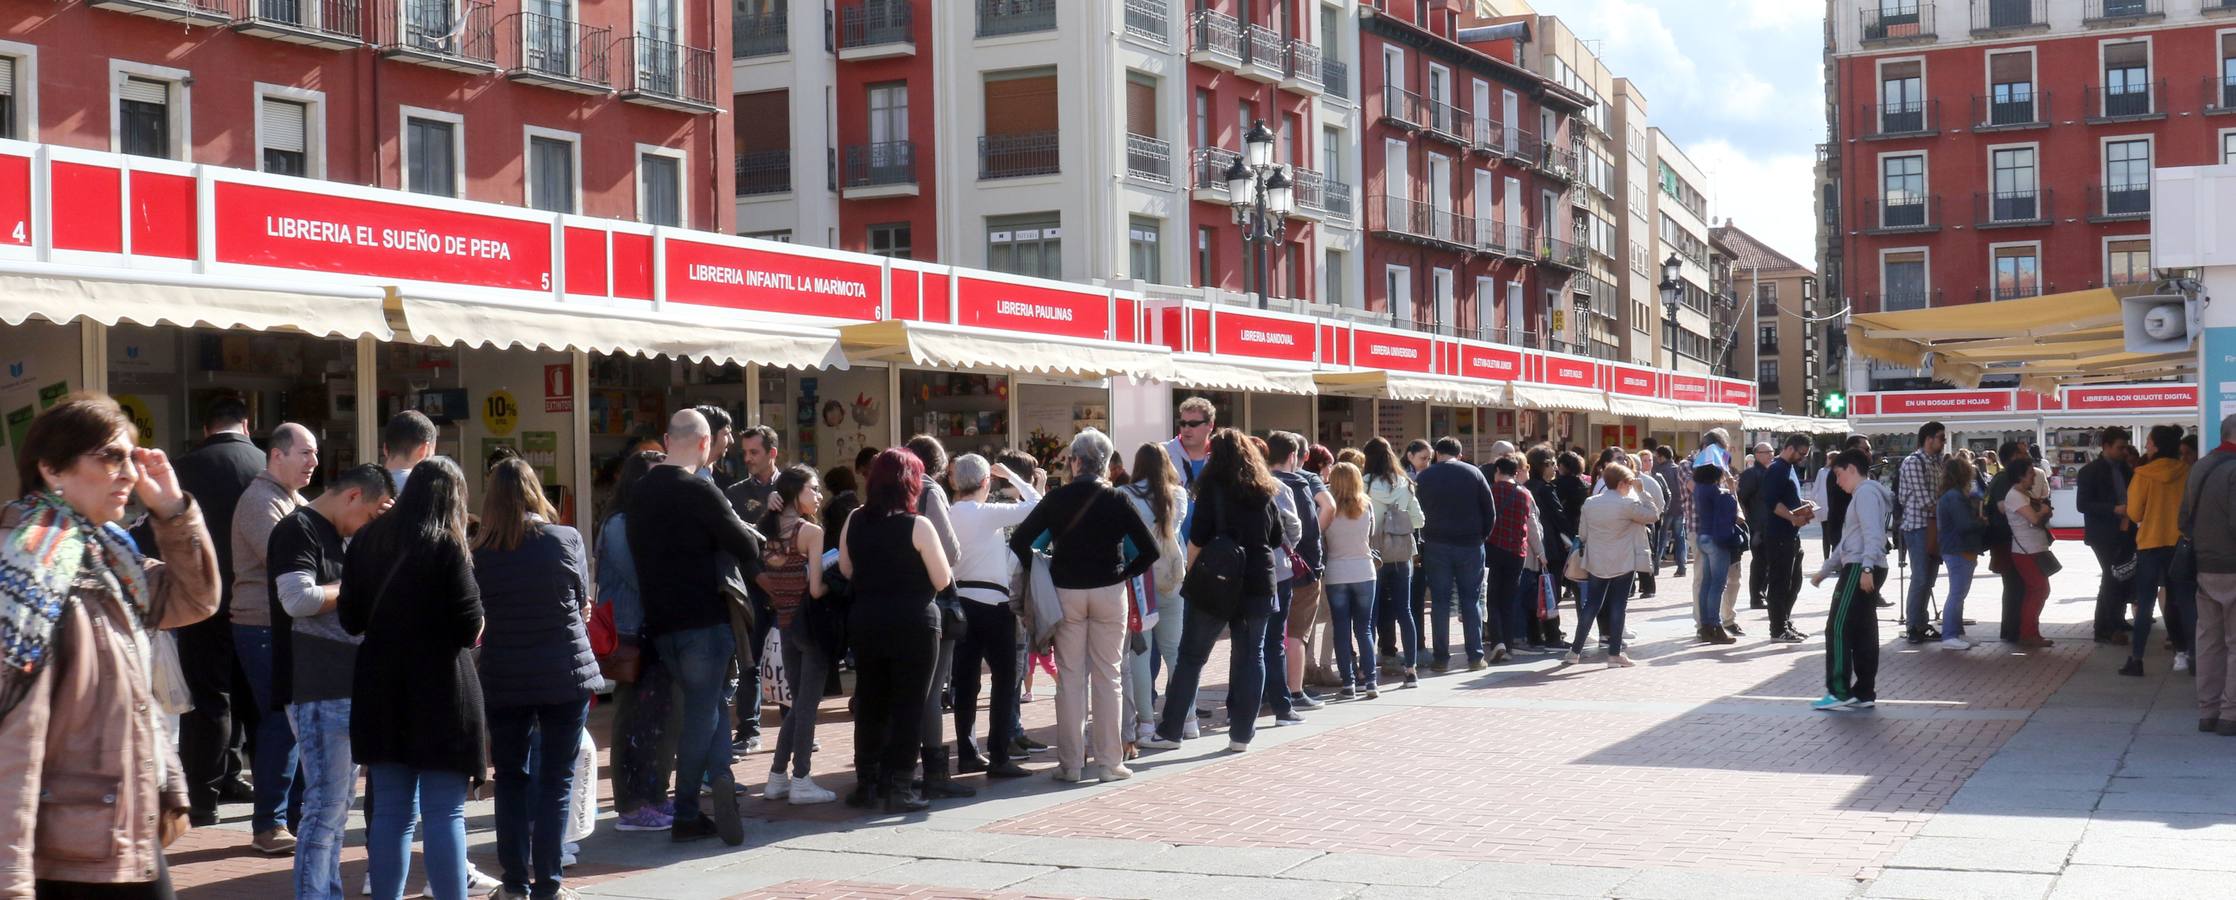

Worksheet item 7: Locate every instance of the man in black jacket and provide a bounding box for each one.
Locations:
[1737,442,1773,612]
[169,397,265,825]
[627,409,764,846]
[2078,427,2136,644]
[1416,437,1497,671]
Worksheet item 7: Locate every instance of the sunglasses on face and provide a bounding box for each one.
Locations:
[83,447,137,479]
[1181,419,1209,429]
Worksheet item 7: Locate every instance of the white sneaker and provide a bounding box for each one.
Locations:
[762,771,791,800]
[1490,643,1511,662]
[1607,653,1636,668]
[1182,718,1201,740]
[1136,722,1158,743]
[1273,711,1305,726]
[1226,740,1248,753]
[466,865,500,893]
[2176,651,2193,673]
[1940,637,1974,651]
[787,776,837,805]
[1562,651,1582,664]
[1623,630,1636,641]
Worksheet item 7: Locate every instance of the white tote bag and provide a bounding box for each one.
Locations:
[565,727,597,842]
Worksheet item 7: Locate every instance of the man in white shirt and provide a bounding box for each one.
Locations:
[946,454,1042,779]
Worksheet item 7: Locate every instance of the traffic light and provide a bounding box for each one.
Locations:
[2122,292,2197,355]
[1821,391,1847,417]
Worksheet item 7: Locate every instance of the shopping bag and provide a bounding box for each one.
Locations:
[150,629,194,717]
[759,627,790,709]
[566,727,598,843]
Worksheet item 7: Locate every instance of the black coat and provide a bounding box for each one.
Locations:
[167,432,265,615]
[2075,456,2133,550]
[340,533,488,781]
[1737,466,1767,527]
[473,523,601,709]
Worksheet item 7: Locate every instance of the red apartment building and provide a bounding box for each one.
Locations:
[1360,0,1587,344]
[1184,0,1331,302]
[5,0,729,230]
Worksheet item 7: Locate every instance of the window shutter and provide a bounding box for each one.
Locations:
[1124,79,1155,137]
[119,77,168,105]
[262,99,307,154]
[2105,41,2146,68]
[1988,52,2028,83]
[0,58,15,97]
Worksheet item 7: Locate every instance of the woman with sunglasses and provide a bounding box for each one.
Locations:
[0,393,219,898]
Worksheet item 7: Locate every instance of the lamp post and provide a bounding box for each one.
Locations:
[1226,119,1294,310]
[1658,252,1683,372]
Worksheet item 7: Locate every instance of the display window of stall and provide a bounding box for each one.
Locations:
[903,370,1012,469]
[586,353,682,527]
[110,325,361,491]
[0,320,87,498]
[1016,378,1111,482]
[1376,400,1427,449]
[1317,395,1371,449]
[381,342,580,524]
[759,363,891,476]
[1250,392,1312,440]
[1430,406,1487,459]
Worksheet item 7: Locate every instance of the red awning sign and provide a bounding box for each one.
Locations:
[213,182,552,291]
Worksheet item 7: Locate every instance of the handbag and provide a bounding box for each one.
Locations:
[1182,491,1250,621]
[2031,550,2064,578]
[149,628,193,717]
[1562,536,1589,582]
[1026,491,1102,650]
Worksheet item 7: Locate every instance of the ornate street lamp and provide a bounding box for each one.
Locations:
[1228,119,1294,309]
[1658,252,1683,371]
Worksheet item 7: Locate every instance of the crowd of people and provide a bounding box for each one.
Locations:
[21,384,2236,898]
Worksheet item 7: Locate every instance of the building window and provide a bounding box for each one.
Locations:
[868,222,911,259]
[1881,154,1925,227]
[986,213,1060,278]
[1757,359,1778,386]
[2107,239,2151,287]
[1384,265,1412,322]
[1755,282,1778,314]
[1988,51,2034,125]
[1882,251,1927,310]
[2105,138,2149,215]
[1193,88,1211,149]
[639,150,681,226]
[1992,245,2039,300]
[2222,34,2236,110]
[1196,226,1214,288]
[981,68,1059,179]
[1878,60,1922,133]
[0,54,23,141]
[258,97,310,177]
[2225,132,2236,164]
[2103,41,2150,117]
[1127,217,1160,283]
[1758,324,1777,348]
[1321,127,1340,179]
[868,81,908,148]
[118,76,174,160]
[404,114,460,198]
[1327,250,1346,308]
[527,132,578,214]
[1989,146,2037,221]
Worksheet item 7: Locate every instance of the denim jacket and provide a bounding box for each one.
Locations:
[596,513,643,639]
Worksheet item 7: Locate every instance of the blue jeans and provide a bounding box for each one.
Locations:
[1943,554,1975,638]
[2133,546,2198,659]
[289,699,353,900]
[1374,561,1419,668]
[652,624,735,822]
[1421,541,1487,664]
[1661,520,1689,571]
[1325,579,1377,687]
[366,764,468,900]
[1696,541,1733,629]
[1265,582,1295,713]
[1575,574,1636,657]
[489,696,590,899]
[1125,590,1187,726]
[1486,548,1526,649]
[232,624,299,833]
[1160,600,1270,744]
[1903,527,1940,633]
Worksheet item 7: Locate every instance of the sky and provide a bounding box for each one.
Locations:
[1525,0,1824,267]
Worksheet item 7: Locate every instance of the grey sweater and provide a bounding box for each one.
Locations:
[1818,478,1893,579]
[2182,449,2236,574]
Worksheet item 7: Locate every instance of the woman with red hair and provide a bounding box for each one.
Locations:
[837,449,954,812]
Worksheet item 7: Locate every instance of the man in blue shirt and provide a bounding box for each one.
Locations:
[1415,437,1498,671]
[1763,433,1819,643]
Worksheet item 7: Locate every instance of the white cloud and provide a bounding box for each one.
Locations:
[1735,0,1823,31]
[1689,138,1819,267]
[1715,70,1777,122]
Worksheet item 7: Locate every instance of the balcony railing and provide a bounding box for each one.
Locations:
[504,12,611,90]
[2089,182,2151,220]
[1863,194,1940,232]
[839,0,911,51]
[620,36,716,110]
[1321,57,1348,100]
[2085,0,2163,24]
[1291,167,1351,221]
[1861,2,1936,42]
[90,0,229,25]
[1509,128,1543,167]
[376,0,496,70]
[1125,133,1171,184]
[1190,147,1239,193]
[1991,281,2042,301]
[1472,118,1507,155]
[2208,75,2236,114]
[735,149,791,196]
[2087,81,2163,121]
[733,5,788,58]
[1368,194,1471,249]
[1970,0,2045,33]
[979,132,1059,179]
[1866,99,1939,138]
[976,0,1056,38]
[1378,85,1425,129]
[1874,289,1942,312]
[1190,10,1243,68]
[1539,235,1587,270]
[1970,90,2047,129]
[1974,188,2051,226]
[1542,144,1578,177]
[1422,97,1473,146]
[843,141,916,190]
[1241,24,1285,79]
[1284,40,1323,92]
[1122,0,1167,45]
[232,0,363,46]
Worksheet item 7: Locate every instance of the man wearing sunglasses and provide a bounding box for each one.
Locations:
[1161,397,1217,534]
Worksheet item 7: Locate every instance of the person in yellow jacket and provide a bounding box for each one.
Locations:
[2124,425,2194,677]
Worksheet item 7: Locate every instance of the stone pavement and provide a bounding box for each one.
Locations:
[171,538,2236,899]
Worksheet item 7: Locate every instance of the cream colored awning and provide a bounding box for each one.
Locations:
[1667,402,1743,424]
[0,263,393,339]
[1506,382,1609,413]
[841,320,1170,379]
[1164,355,1318,395]
[399,294,847,370]
[1604,396,1671,419]
[1312,370,1508,406]
[1742,411,1852,434]
[1845,287,2180,390]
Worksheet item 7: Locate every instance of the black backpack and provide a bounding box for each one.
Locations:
[1182,490,1249,620]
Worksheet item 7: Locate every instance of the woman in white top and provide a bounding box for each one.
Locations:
[1121,443,1189,746]
[1321,462,1381,698]
[1363,438,1426,688]
[2002,464,2054,649]
[945,453,1041,779]
[1572,464,1663,667]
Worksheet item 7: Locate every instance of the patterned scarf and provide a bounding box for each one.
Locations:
[0,491,151,723]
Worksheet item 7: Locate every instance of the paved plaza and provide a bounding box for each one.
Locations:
[172,539,2236,900]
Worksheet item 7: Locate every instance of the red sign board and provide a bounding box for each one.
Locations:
[1457,344,1523,382]
[1611,365,1657,397]
[543,363,573,413]
[1872,390,2016,415]
[1669,375,1712,403]
[1352,329,1435,373]
[0,153,32,248]
[2062,385,2198,411]
[213,182,553,291]
[955,276,1110,340]
[664,237,882,320]
[1719,380,1757,408]
[1541,355,1596,388]
[1211,310,1316,363]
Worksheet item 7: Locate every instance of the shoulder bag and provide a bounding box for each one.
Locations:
[1182,490,1248,621]
[1562,534,1589,583]
[1026,491,1101,650]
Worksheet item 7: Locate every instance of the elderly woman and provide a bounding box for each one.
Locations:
[1008,429,1160,784]
[946,453,1041,780]
[0,393,218,897]
[1571,463,1662,668]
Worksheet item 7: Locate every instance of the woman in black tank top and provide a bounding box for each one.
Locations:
[837,450,952,812]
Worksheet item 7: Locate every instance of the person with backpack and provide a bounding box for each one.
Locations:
[1984,442,2030,644]
[1268,432,1334,711]
[1120,444,1189,750]
[1363,438,1425,687]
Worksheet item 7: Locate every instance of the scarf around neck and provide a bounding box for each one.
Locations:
[0,491,152,722]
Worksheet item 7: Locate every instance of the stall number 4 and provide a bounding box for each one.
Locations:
[8,222,22,244]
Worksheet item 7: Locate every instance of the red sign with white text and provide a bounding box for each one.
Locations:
[1457,344,1523,382]
[1870,390,2016,415]
[0,153,32,248]
[1211,310,1316,363]
[663,237,883,320]
[1611,365,1657,397]
[1669,375,1712,403]
[213,182,552,290]
[1541,355,1596,388]
[955,276,1110,340]
[2061,385,2198,411]
[1719,380,1757,408]
[1352,328,1435,373]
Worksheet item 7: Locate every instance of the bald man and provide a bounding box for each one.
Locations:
[231,421,318,855]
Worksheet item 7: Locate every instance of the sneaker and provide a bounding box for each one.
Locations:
[1181,719,1201,740]
[1904,630,1928,645]
[1292,692,1326,710]
[251,827,297,856]
[1099,765,1134,782]
[2118,658,2146,677]
[2176,652,2193,673]
[1052,768,1088,783]
[1773,628,1806,644]
[1851,699,1877,709]
[787,776,837,806]
[1608,653,1637,668]
[614,805,674,832]
[1362,687,1380,700]
[670,814,718,842]
[1725,623,1745,637]
[489,887,528,900]
[1138,735,1183,750]
[734,736,763,755]
[559,847,578,868]
[1273,711,1306,727]
[1137,722,1159,743]
[1810,694,1855,711]
[1940,637,1974,651]
[1623,630,1636,641]
[1490,643,1511,662]
[1338,685,1358,699]
[1401,671,1419,688]
[762,772,791,801]
[1226,740,1249,753]
[1467,659,1488,672]
[1428,660,1451,673]
[707,768,745,846]
[1562,651,1582,664]
[465,866,500,893]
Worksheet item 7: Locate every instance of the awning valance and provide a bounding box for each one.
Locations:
[1312,370,1508,406]
[1667,402,1743,425]
[1845,288,2174,390]
[1741,411,1852,434]
[1164,356,1319,395]
[1605,396,1671,419]
[0,263,393,340]
[841,320,1170,380]
[399,294,847,370]
[1507,382,1609,413]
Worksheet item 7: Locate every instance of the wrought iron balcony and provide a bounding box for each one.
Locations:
[1970,0,2045,34]
[1290,168,1351,222]
[1970,90,2047,129]
[1321,57,1348,100]
[1538,235,1587,270]
[1422,97,1473,147]
[1509,128,1543,168]
[1367,194,1471,250]
[843,141,917,195]
[1283,40,1323,94]
[503,12,611,93]
[733,4,788,58]
[1861,99,1938,139]
[1190,147,1240,194]
[1974,188,2052,227]
[377,0,497,71]
[1125,134,1171,185]
[1472,118,1508,155]
[1189,11,1243,69]
[620,36,717,111]
[1872,289,1941,312]
[1541,144,1579,180]
[979,132,1059,179]
[1377,85,1425,130]
[1475,219,1533,258]
[232,0,363,48]
[838,0,912,56]
[1861,194,1940,233]
[1122,0,1167,45]
[1240,24,1286,81]
[1860,2,1936,43]
[2085,0,2163,24]
[2208,75,2236,114]
[976,0,1056,38]
[735,149,791,197]
[2087,81,2164,122]
[88,0,230,26]
[2088,182,2150,221]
